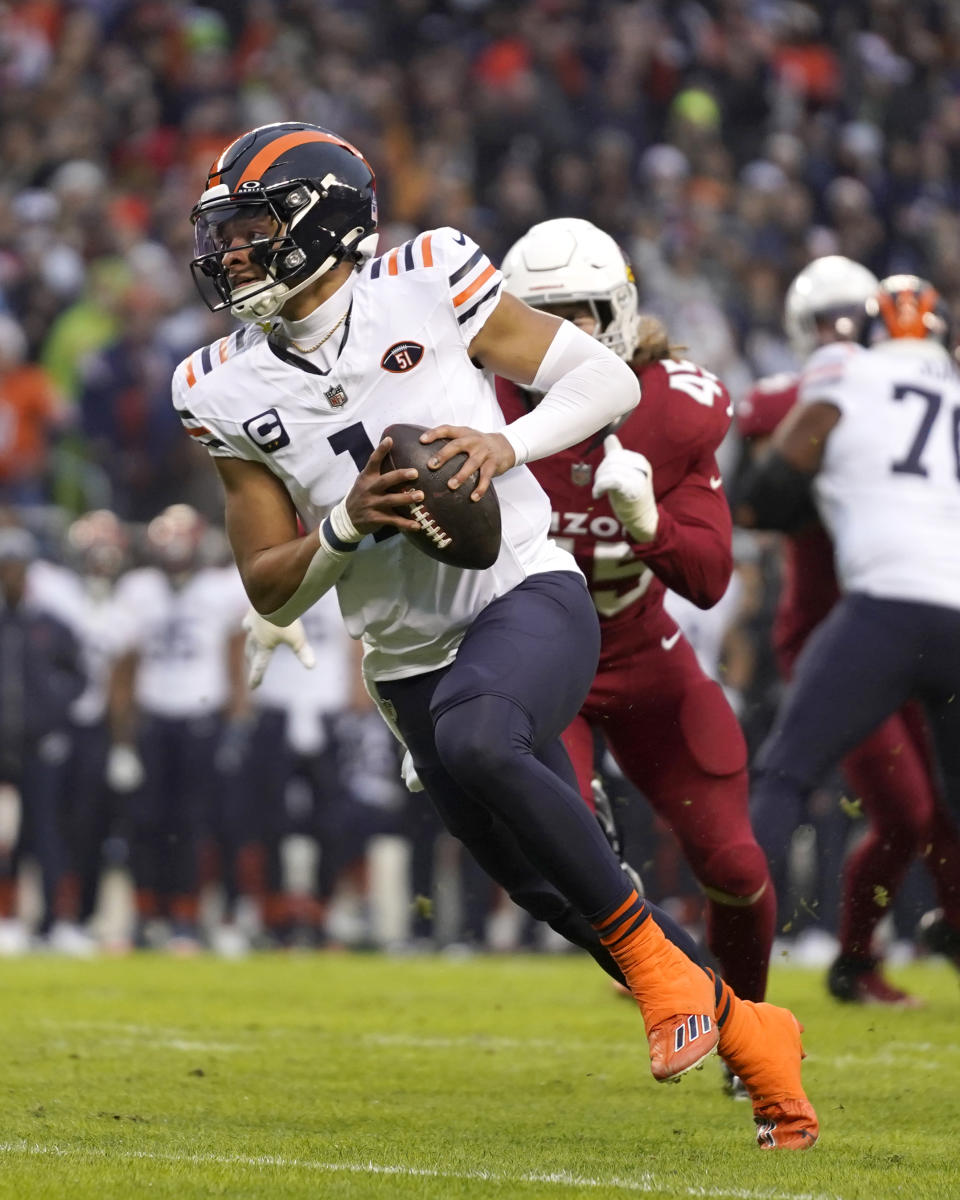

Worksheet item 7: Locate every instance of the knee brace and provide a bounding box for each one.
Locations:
[699,840,771,907]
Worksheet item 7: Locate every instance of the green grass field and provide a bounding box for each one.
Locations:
[1,952,958,1199]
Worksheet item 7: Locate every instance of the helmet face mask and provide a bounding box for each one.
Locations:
[190,186,319,318]
[501,218,640,361]
[189,123,378,322]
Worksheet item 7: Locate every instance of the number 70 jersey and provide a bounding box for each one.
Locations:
[800,339,960,610]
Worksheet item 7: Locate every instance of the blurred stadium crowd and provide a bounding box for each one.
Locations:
[0,0,956,958]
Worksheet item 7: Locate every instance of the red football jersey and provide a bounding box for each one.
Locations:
[498,356,734,656]
[734,371,799,440]
[736,374,840,669]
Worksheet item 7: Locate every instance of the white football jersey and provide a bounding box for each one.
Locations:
[799,339,960,609]
[172,227,575,681]
[27,559,133,725]
[255,587,356,754]
[114,566,248,717]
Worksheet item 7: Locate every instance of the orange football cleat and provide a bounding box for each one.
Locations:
[595,894,718,1081]
[718,1000,819,1149]
[647,1009,718,1083]
[628,937,719,1081]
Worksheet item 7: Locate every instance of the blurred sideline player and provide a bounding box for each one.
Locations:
[0,524,84,952]
[736,258,960,1005]
[737,273,960,1005]
[245,587,402,946]
[498,218,775,1006]
[27,509,136,953]
[175,122,817,1147]
[111,504,249,951]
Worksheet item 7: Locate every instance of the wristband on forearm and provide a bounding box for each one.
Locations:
[265,501,362,626]
[320,499,364,553]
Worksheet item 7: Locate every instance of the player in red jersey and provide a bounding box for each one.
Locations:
[499,218,775,1006]
[735,255,960,1005]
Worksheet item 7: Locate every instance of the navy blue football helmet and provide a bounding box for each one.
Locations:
[190,122,378,321]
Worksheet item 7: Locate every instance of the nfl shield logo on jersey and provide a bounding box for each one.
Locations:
[324,384,348,409]
[571,461,593,487]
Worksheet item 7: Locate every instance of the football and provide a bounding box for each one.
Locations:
[381,423,502,570]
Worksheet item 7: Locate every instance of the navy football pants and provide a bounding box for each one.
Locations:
[378,570,707,973]
[753,592,960,862]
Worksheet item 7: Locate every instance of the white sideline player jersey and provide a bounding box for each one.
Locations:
[27,559,133,725]
[799,339,960,610]
[171,226,574,681]
[255,587,356,754]
[114,566,248,718]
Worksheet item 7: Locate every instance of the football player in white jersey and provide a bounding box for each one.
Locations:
[739,275,960,979]
[245,588,396,946]
[736,258,960,1007]
[112,504,249,951]
[27,509,136,954]
[174,122,817,1147]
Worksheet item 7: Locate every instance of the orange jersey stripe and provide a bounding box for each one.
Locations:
[184,358,197,389]
[387,248,400,276]
[420,234,433,268]
[237,130,372,187]
[218,338,230,363]
[187,426,211,438]
[452,262,496,308]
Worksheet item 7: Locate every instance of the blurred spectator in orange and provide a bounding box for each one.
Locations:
[0,314,67,505]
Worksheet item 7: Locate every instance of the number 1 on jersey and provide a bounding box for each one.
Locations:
[328,422,397,542]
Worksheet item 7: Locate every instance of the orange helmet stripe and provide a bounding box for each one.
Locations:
[235,130,372,188]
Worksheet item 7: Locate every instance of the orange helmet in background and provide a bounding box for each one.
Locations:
[865,274,950,345]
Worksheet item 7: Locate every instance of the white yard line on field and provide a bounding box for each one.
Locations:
[0,1140,844,1200]
[38,1019,960,1070]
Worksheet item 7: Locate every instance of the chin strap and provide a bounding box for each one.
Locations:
[230,226,375,322]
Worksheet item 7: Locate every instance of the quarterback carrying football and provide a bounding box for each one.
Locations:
[174,121,817,1147]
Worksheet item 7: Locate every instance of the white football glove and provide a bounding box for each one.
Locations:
[401,749,424,793]
[242,608,316,689]
[591,434,659,542]
[106,743,146,793]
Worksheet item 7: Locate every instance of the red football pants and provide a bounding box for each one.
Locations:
[563,615,774,1000]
